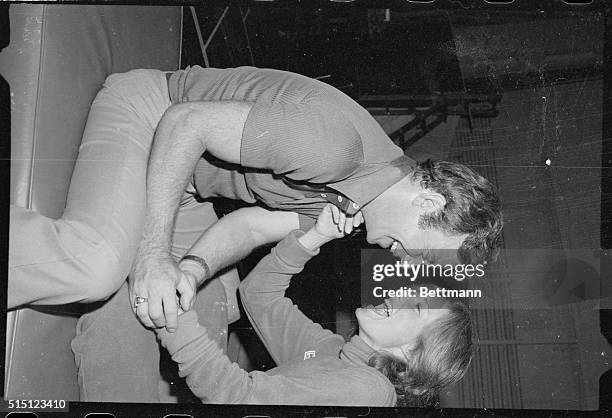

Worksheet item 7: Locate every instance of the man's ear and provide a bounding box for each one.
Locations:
[412,192,446,211]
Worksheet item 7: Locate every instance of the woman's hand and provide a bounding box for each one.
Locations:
[298,204,364,251]
[315,204,363,239]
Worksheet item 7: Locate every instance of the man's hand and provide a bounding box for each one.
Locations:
[129,253,197,332]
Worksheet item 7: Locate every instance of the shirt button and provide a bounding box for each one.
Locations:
[337,196,343,202]
[321,193,327,198]
[352,202,359,209]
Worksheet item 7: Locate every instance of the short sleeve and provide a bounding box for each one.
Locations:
[240,99,364,184]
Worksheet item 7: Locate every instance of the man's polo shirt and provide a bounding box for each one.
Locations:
[168,66,415,229]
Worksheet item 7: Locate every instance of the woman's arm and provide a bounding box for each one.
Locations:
[177,206,300,286]
[240,230,345,366]
[157,310,255,403]
[240,205,359,365]
[156,310,394,406]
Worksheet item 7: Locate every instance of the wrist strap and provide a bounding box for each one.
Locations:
[180,255,211,283]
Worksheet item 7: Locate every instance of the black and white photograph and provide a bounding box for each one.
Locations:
[1,0,611,415]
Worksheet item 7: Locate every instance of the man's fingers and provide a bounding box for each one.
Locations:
[162,294,179,333]
[130,287,155,327]
[135,301,155,328]
[148,296,166,328]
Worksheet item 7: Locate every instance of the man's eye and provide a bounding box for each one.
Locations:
[416,304,421,314]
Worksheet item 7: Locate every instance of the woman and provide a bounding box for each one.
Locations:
[157,204,473,406]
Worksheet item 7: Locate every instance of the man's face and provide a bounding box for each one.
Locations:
[388,226,467,266]
[362,180,467,265]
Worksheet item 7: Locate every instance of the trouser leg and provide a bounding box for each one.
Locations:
[8,69,169,308]
[75,197,238,402]
[66,69,169,402]
[72,281,160,402]
[8,205,123,308]
[72,257,232,403]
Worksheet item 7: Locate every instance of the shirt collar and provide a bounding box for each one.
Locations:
[330,155,416,209]
[340,335,377,367]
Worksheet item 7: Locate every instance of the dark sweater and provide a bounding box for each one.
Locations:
[157,231,396,406]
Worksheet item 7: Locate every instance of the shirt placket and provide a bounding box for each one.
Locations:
[317,191,360,216]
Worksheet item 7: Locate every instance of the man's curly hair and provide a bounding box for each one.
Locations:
[412,159,503,264]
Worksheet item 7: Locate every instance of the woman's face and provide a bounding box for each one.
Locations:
[356,295,449,355]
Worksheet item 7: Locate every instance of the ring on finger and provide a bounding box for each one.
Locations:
[134,296,148,309]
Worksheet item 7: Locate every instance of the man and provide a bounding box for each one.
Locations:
[10,66,501,401]
[130,66,502,333]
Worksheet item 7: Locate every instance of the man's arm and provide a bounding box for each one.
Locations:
[130,101,251,331]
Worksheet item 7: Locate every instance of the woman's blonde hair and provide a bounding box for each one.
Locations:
[368,299,474,407]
